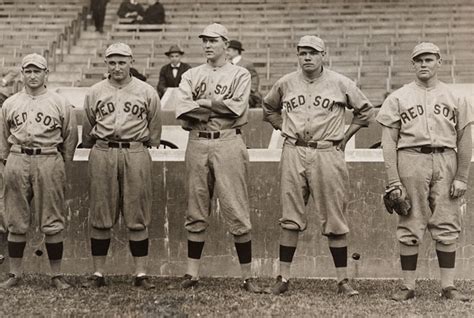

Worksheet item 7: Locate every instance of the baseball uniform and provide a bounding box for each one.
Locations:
[82,76,161,232]
[263,68,373,234]
[377,42,473,301]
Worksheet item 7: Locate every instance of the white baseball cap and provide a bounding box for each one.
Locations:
[411,42,441,59]
[22,53,48,69]
[105,42,133,57]
[199,23,229,41]
[297,35,325,52]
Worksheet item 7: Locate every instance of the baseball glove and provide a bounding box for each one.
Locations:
[383,185,411,216]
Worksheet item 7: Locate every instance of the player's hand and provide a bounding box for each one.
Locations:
[196,99,211,108]
[336,140,347,152]
[450,180,467,199]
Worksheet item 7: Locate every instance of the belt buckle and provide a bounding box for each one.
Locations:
[307,141,319,149]
[22,147,40,155]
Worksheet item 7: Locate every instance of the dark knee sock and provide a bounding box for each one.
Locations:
[45,242,63,261]
[91,238,110,256]
[188,240,205,260]
[129,239,149,257]
[234,240,251,264]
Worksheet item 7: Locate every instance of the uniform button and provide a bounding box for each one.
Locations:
[307,118,310,121]
[306,131,309,134]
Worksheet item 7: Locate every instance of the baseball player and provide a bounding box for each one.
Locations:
[0,53,78,289]
[175,23,260,293]
[262,35,374,296]
[81,43,161,289]
[377,42,472,301]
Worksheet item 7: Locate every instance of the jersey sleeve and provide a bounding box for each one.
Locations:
[81,92,97,148]
[175,70,211,122]
[456,95,474,131]
[376,94,401,129]
[60,102,79,161]
[146,88,162,147]
[262,80,283,130]
[210,68,251,117]
[0,105,11,159]
[345,82,375,127]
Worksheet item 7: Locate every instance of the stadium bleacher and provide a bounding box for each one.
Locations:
[1,0,473,106]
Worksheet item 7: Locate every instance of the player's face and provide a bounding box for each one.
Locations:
[226,47,239,59]
[168,53,182,65]
[106,55,133,83]
[412,53,441,81]
[22,65,48,89]
[201,37,227,61]
[297,47,325,74]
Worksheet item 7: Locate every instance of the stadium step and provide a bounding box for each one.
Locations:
[48,71,81,83]
[55,64,82,72]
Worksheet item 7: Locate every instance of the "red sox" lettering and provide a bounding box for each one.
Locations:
[400,104,456,124]
[11,111,60,130]
[96,101,146,119]
[283,95,341,113]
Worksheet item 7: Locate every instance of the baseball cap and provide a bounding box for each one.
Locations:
[199,23,229,41]
[105,42,133,58]
[411,42,441,59]
[297,35,325,52]
[21,53,47,69]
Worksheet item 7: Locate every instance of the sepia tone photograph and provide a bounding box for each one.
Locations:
[0,0,473,316]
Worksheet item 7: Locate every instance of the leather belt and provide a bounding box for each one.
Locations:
[21,147,43,155]
[108,141,130,149]
[418,146,445,154]
[295,139,335,149]
[198,128,241,139]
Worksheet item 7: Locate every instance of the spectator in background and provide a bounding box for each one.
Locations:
[117,0,144,24]
[0,68,20,107]
[227,40,262,108]
[157,45,191,98]
[90,0,108,33]
[130,67,147,81]
[140,0,165,25]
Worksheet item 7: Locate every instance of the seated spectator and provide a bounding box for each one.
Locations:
[0,67,20,107]
[117,0,144,24]
[157,45,191,98]
[141,0,165,24]
[227,40,262,108]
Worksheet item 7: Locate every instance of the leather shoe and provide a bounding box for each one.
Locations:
[337,278,359,297]
[441,286,470,301]
[242,278,262,293]
[0,273,20,289]
[134,276,155,290]
[51,275,72,290]
[82,275,106,288]
[181,274,198,289]
[391,286,415,301]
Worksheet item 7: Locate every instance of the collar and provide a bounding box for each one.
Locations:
[232,55,242,65]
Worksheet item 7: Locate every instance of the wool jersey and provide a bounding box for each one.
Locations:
[263,69,374,142]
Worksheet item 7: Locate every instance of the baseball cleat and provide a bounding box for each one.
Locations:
[181,274,199,289]
[82,274,106,288]
[0,273,20,289]
[268,275,289,295]
[51,275,72,290]
[337,279,359,297]
[441,286,470,302]
[242,278,263,293]
[134,276,155,290]
[391,286,415,301]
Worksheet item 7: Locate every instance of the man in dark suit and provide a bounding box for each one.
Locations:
[141,0,165,24]
[157,45,191,98]
[227,40,262,108]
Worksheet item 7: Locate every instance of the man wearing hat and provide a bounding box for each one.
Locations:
[81,42,161,289]
[157,44,191,98]
[377,42,472,301]
[227,40,262,108]
[175,23,261,293]
[263,35,374,295]
[0,53,78,289]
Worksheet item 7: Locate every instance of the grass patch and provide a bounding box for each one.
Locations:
[0,275,472,317]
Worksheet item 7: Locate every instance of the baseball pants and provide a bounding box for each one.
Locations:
[279,142,350,235]
[397,148,461,245]
[88,140,152,231]
[184,129,251,236]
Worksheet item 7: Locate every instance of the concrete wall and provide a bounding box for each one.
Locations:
[4,149,473,279]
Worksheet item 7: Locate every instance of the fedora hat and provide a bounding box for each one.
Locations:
[228,40,244,52]
[165,44,184,56]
